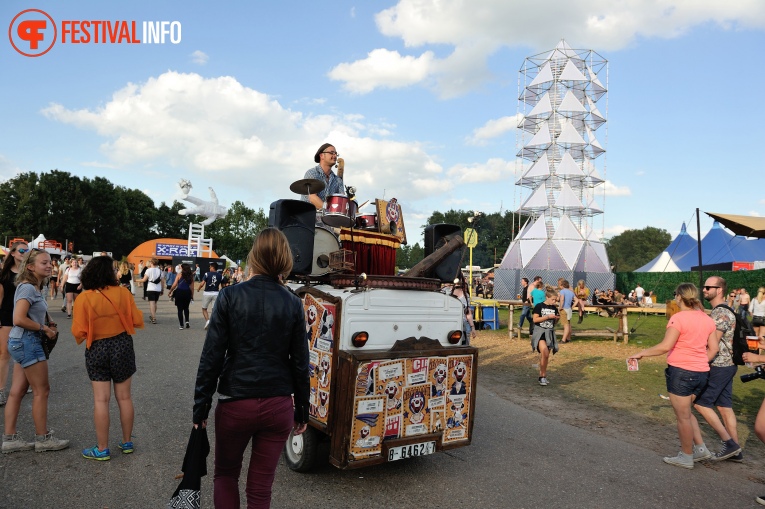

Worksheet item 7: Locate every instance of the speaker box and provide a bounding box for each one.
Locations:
[424,223,464,283]
[268,199,316,275]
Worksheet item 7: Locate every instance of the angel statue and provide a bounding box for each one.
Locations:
[178,180,227,226]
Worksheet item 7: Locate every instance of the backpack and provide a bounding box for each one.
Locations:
[714,304,754,366]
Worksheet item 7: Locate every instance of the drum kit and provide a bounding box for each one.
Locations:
[289,177,377,276]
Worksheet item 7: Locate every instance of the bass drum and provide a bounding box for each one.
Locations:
[311,226,341,276]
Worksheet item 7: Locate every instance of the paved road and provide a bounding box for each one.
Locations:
[1,292,763,508]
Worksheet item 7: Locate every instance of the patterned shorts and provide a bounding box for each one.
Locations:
[85,332,137,383]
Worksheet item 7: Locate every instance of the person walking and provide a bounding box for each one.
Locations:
[739,288,751,321]
[60,257,83,318]
[49,259,59,300]
[751,287,765,339]
[518,278,533,333]
[71,256,144,461]
[0,241,30,407]
[168,264,194,330]
[2,248,69,453]
[197,262,223,330]
[193,228,309,508]
[557,280,576,343]
[532,285,559,386]
[450,273,476,345]
[629,283,718,469]
[117,261,132,290]
[696,276,742,462]
[139,258,164,324]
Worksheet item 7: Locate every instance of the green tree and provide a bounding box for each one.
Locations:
[605,226,672,272]
[155,201,194,239]
[424,209,526,268]
[205,201,268,263]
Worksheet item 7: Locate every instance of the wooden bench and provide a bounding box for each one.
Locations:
[508,326,628,343]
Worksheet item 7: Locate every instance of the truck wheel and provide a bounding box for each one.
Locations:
[283,426,319,472]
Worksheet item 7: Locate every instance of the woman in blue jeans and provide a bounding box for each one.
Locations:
[2,248,69,453]
[193,229,309,508]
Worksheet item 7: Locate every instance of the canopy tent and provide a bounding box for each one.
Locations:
[635,222,697,272]
[635,220,765,272]
[705,212,765,238]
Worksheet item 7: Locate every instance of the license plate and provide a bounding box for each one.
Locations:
[387,441,436,462]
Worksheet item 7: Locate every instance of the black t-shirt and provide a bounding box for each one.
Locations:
[202,271,223,293]
[533,302,558,329]
[520,285,529,304]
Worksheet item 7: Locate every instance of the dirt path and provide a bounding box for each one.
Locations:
[474,331,765,480]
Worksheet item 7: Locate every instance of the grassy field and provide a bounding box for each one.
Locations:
[474,308,765,461]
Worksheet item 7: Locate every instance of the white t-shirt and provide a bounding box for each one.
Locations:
[146,267,163,292]
[66,267,82,285]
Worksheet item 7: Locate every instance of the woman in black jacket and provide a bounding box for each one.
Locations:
[193,228,309,509]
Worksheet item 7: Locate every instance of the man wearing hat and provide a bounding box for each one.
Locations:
[197,262,223,330]
[302,142,345,209]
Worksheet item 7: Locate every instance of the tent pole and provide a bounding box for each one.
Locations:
[696,208,703,292]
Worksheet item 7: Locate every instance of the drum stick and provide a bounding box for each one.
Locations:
[358,200,369,209]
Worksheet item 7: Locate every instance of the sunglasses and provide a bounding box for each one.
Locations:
[16,247,30,254]
[702,286,720,290]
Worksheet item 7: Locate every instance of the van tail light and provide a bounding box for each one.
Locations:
[352,331,369,348]
[448,330,462,344]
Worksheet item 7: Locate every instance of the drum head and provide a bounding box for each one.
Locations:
[322,214,354,228]
[311,227,341,276]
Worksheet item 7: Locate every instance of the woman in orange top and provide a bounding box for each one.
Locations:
[72,256,144,461]
[629,283,718,469]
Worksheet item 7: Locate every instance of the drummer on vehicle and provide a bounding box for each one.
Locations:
[302,143,345,209]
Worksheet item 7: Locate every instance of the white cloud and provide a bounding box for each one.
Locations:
[0,154,21,181]
[41,71,449,205]
[749,211,762,217]
[446,158,516,183]
[603,224,629,237]
[190,50,209,65]
[328,49,436,94]
[759,199,765,205]
[331,0,765,96]
[466,115,521,146]
[635,170,645,176]
[602,180,631,196]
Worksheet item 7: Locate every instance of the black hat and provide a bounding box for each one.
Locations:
[314,143,334,163]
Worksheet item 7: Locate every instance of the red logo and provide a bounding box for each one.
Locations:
[9,9,57,57]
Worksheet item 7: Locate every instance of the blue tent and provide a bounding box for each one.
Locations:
[635,222,697,272]
[636,221,765,272]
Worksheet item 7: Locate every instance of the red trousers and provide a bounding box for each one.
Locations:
[213,396,293,509]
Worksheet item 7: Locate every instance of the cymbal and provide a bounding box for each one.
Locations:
[290,178,325,195]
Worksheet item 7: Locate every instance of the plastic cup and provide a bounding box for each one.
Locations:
[747,336,759,351]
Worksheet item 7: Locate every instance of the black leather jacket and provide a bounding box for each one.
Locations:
[193,275,309,424]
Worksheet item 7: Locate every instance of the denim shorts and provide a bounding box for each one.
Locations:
[695,365,737,408]
[8,330,47,368]
[665,365,709,398]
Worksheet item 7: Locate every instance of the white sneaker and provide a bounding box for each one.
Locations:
[663,451,693,469]
[2,433,34,454]
[204,320,210,330]
[35,430,69,452]
[693,444,712,462]
[538,377,549,386]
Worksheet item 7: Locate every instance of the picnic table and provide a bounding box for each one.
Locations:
[501,302,635,344]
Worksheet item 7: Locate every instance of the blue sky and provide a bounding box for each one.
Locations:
[2,0,764,248]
